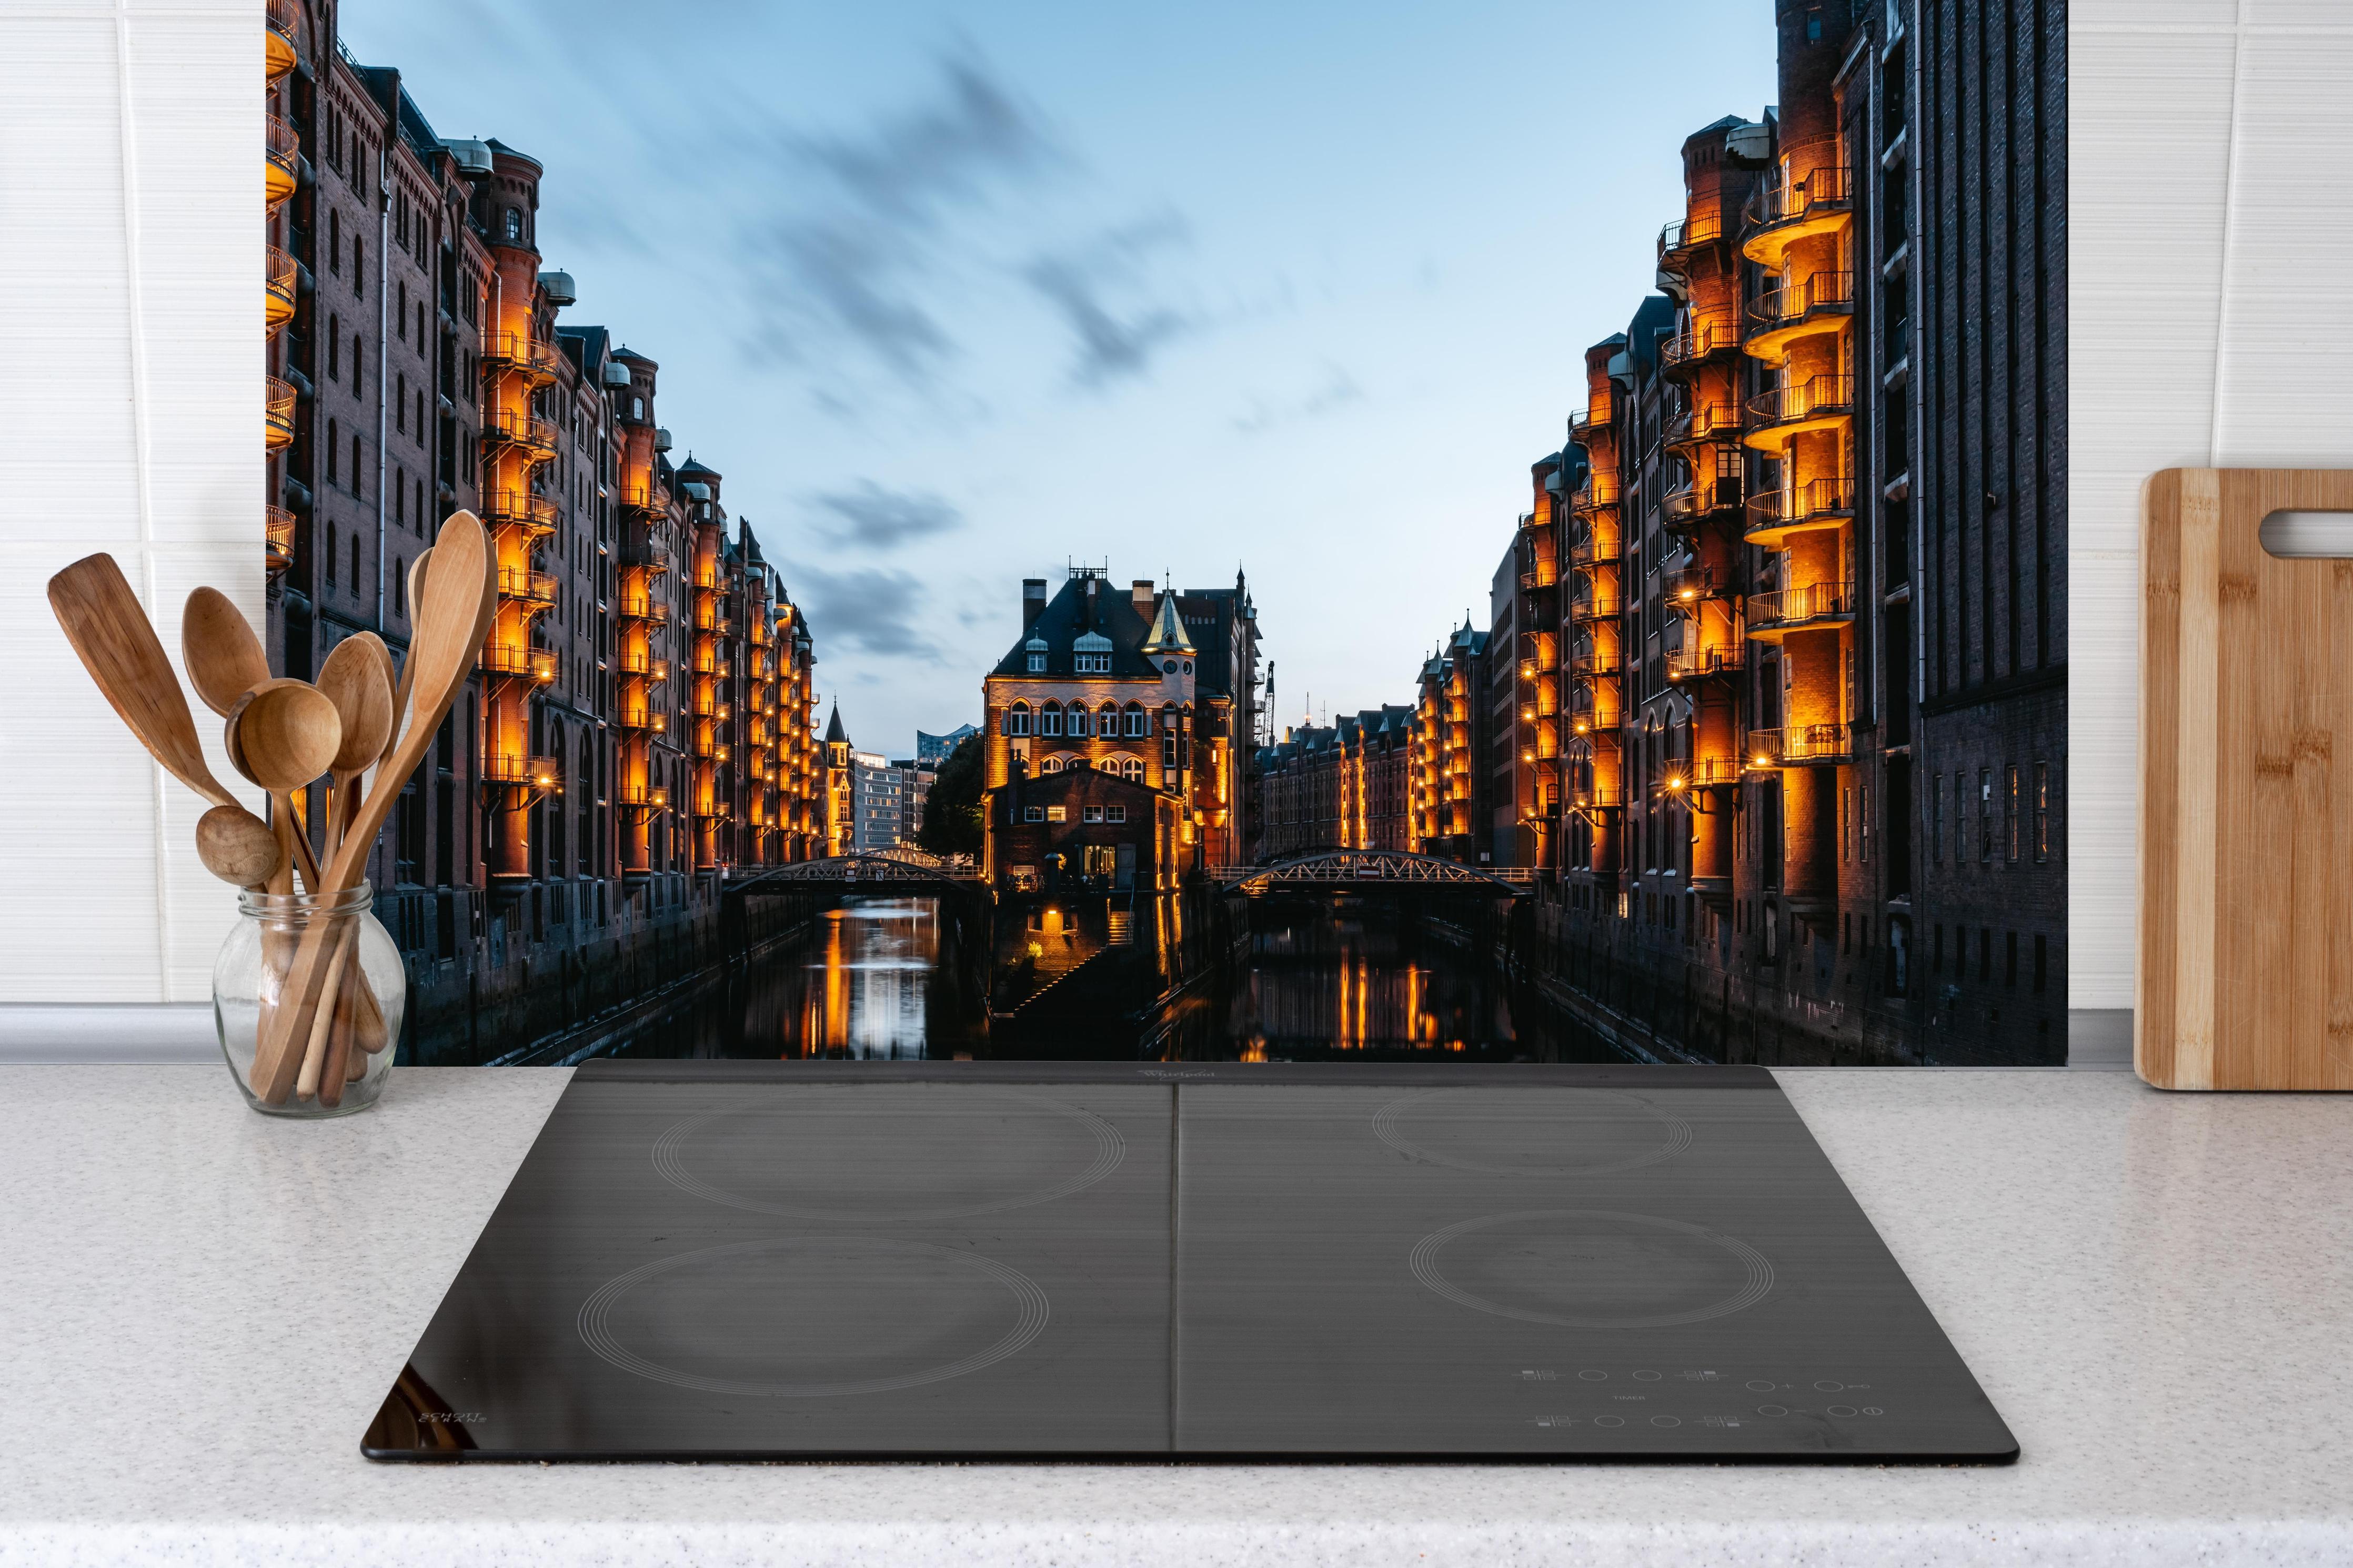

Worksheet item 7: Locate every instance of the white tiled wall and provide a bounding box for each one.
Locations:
[0,4,2345,1014]
[0,2,262,1004]
[2069,3,2353,1008]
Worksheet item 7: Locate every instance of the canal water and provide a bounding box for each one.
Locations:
[607,894,1631,1064]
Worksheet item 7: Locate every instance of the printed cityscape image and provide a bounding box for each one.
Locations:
[262,0,2064,1068]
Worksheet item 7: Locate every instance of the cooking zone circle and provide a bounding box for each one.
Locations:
[1372,1088,1694,1177]
[577,1237,1051,1398]
[1410,1209,1774,1330]
[651,1087,1126,1221]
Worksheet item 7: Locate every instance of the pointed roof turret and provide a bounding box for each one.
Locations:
[824,703,848,744]
[1139,592,1194,656]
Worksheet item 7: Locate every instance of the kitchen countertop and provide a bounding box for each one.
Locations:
[2,1066,2348,1566]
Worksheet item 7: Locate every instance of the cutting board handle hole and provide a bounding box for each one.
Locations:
[2257,510,2353,557]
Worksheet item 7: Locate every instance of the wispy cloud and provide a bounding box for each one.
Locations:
[788,562,944,662]
[810,481,964,552]
[1232,362,1364,434]
[1022,215,1195,388]
[739,56,1067,383]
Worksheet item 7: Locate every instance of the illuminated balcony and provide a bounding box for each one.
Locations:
[1569,479,1622,521]
[620,481,668,517]
[695,802,735,821]
[265,505,295,574]
[1675,756,1746,788]
[696,612,736,636]
[1568,523,1620,568]
[1741,152,1853,271]
[619,706,668,735]
[619,539,668,572]
[481,753,561,790]
[265,0,303,80]
[1568,642,1620,680]
[1568,399,1614,453]
[1571,589,1621,623]
[1657,211,1726,273]
[1742,374,1853,452]
[265,114,298,210]
[482,408,560,459]
[1662,476,1742,532]
[481,331,560,385]
[265,246,296,335]
[1745,723,1853,769]
[480,489,557,536]
[1663,401,1743,457]
[619,594,670,625]
[1745,270,1855,363]
[617,652,670,683]
[498,566,559,609]
[1661,565,1717,605]
[1570,786,1626,815]
[264,376,295,448]
[1664,640,1746,683]
[1659,317,1741,379]
[480,643,557,684]
[1747,582,1856,642]
[1744,477,1855,547]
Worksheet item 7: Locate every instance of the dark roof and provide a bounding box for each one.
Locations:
[612,345,657,366]
[824,704,848,744]
[482,136,542,170]
[1690,112,1751,138]
[676,456,721,480]
[989,574,1163,682]
[1015,766,1165,803]
[1623,295,1676,370]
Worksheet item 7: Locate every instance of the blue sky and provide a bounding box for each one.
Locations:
[343,1,1777,758]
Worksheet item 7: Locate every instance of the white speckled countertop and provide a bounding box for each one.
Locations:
[1,1065,2348,1566]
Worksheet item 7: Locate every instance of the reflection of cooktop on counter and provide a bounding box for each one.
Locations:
[366,1061,2015,1462]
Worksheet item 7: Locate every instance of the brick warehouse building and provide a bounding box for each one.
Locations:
[980,567,1261,884]
[1254,706,1415,859]
[1507,0,2064,1064]
[264,2,824,1058]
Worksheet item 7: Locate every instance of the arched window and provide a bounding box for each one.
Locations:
[1122,756,1145,782]
[1098,703,1119,737]
[1039,703,1063,737]
[1005,702,1030,737]
[1067,705,1088,739]
[1182,661,1193,675]
[1041,754,1064,773]
[1124,703,1147,737]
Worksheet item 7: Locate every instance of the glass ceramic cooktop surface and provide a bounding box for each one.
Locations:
[365,1061,2015,1462]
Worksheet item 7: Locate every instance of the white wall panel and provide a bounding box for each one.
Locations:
[0,4,257,1004]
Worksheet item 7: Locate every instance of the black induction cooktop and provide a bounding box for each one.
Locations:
[364,1061,2016,1463]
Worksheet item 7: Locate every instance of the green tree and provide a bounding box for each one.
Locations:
[917,734,984,857]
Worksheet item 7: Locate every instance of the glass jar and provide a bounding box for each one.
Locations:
[213,883,405,1117]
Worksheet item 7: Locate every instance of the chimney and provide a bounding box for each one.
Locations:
[1132,579,1155,617]
[1022,578,1048,629]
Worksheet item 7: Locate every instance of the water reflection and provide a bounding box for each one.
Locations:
[608,893,1625,1065]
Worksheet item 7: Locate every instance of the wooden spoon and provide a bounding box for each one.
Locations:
[48,554,245,813]
[317,639,394,849]
[382,549,431,770]
[252,512,490,1104]
[227,682,340,894]
[182,586,270,719]
[195,803,284,889]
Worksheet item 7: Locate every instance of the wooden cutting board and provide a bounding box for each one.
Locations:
[2140,468,2353,1089]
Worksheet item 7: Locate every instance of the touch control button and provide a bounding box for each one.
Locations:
[1757,1404,1789,1418]
[1578,1370,1609,1382]
[1632,1370,1662,1382]
[1746,1380,1776,1392]
[1593,1415,1625,1428]
[1827,1404,1859,1418]
[1651,1415,1681,1428]
[1814,1380,1845,1392]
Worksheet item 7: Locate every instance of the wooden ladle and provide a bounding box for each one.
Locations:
[182,585,272,720]
[226,682,340,894]
[317,638,395,849]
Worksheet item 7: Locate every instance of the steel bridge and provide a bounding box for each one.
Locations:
[1206,849,1533,897]
[730,848,986,892]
